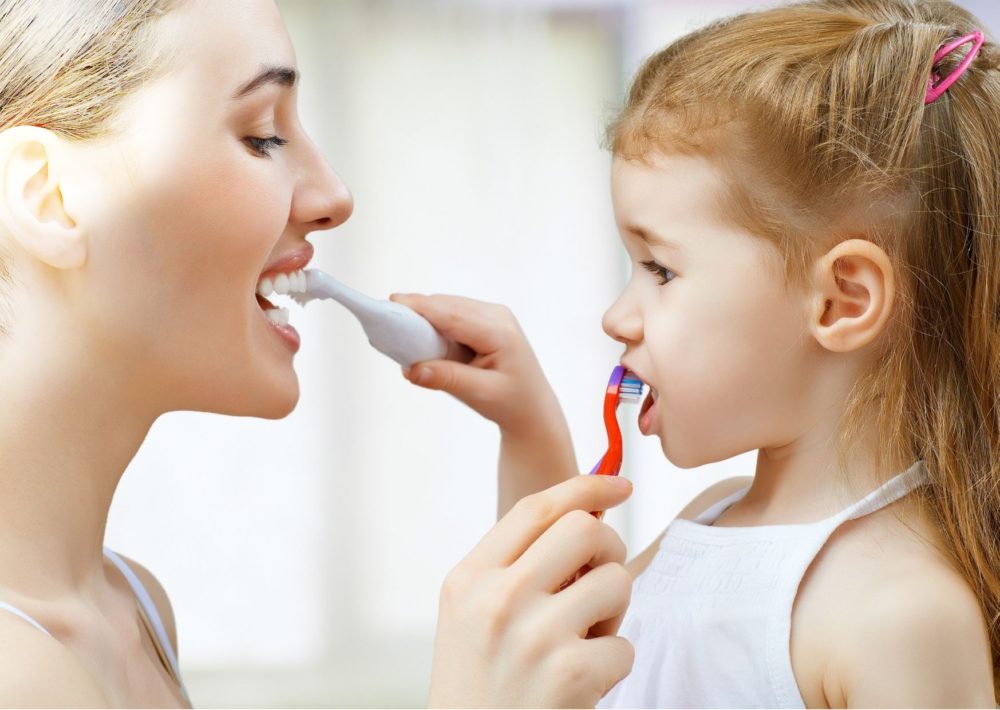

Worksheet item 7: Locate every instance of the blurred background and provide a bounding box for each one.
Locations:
[105,0,1000,706]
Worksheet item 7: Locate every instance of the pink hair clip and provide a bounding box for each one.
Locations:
[925,30,985,105]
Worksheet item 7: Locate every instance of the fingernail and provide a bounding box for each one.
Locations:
[415,367,432,384]
[605,475,632,489]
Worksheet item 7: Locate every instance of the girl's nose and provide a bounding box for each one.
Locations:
[291,139,354,233]
[602,289,643,345]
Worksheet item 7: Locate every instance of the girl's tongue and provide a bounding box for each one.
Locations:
[639,388,658,435]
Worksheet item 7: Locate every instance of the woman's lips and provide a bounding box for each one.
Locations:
[258,304,301,354]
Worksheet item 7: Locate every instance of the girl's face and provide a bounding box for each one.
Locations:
[57,0,352,418]
[603,153,818,467]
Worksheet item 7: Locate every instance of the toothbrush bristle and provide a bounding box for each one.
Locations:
[618,371,646,403]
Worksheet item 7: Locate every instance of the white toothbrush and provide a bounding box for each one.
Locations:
[290,268,473,368]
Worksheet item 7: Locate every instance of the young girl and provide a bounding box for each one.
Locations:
[0,0,634,706]
[395,0,1000,705]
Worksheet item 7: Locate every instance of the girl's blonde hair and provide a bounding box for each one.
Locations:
[0,0,181,336]
[609,0,1000,694]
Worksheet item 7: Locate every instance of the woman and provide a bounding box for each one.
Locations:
[0,0,633,706]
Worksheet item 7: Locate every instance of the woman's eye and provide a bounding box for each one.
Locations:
[244,135,288,158]
[640,260,676,286]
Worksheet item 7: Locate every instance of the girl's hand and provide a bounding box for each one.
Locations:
[389,293,565,440]
[390,293,579,515]
[428,474,635,708]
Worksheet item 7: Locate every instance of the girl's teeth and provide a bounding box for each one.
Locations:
[274,273,290,295]
[256,277,273,297]
[265,307,290,326]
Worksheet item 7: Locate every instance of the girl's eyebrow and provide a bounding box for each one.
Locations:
[625,223,684,252]
[232,66,298,100]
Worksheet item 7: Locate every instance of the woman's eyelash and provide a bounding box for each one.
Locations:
[245,135,288,158]
[640,260,676,285]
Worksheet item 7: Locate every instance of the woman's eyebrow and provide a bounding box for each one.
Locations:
[625,223,684,252]
[232,66,298,100]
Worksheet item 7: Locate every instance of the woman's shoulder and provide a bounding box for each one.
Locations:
[0,613,109,705]
[109,552,179,658]
[625,475,753,579]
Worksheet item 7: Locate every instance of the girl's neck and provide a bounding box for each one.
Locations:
[731,417,908,526]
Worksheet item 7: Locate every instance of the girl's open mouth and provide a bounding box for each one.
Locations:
[639,387,659,435]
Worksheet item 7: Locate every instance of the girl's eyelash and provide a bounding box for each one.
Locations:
[245,135,288,158]
[640,260,676,285]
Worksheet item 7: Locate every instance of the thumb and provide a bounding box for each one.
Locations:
[406,358,497,399]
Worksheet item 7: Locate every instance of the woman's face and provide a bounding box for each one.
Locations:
[58,0,352,418]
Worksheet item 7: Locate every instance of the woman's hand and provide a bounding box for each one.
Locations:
[390,294,578,515]
[428,474,635,708]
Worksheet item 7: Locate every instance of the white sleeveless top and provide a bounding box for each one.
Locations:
[598,460,930,709]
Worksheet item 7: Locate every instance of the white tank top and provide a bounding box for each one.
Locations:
[598,460,930,708]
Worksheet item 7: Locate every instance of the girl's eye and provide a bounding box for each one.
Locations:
[244,135,288,158]
[641,260,676,286]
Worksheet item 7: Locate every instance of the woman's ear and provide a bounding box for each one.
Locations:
[809,238,895,353]
[0,126,85,270]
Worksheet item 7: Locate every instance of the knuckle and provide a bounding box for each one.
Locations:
[508,619,549,664]
[605,563,633,602]
[562,508,600,537]
[604,527,628,563]
[515,493,557,524]
[440,565,473,603]
[547,646,588,687]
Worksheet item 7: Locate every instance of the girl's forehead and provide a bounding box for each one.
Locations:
[611,153,728,228]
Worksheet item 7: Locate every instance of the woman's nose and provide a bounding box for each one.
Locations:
[291,140,354,232]
[602,289,643,345]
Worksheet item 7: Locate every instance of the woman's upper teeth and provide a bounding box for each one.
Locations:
[257,268,308,297]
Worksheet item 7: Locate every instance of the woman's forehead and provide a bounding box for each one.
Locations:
[156,0,297,95]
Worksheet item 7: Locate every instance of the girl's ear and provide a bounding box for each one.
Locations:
[809,238,895,353]
[0,126,85,270]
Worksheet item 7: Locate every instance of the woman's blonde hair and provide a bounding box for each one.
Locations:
[608,0,1000,694]
[0,0,181,336]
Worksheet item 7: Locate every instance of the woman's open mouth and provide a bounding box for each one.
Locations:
[255,267,308,353]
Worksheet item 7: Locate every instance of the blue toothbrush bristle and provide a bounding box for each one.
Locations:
[618,371,646,403]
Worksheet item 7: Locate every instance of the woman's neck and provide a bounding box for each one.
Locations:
[0,328,159,601]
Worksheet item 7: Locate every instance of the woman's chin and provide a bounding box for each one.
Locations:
[187,369,301,419]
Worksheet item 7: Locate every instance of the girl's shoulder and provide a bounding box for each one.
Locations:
[625,475,753,579]
[805,503,994,706]
[0,613,109,705]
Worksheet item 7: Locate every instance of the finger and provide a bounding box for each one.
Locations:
[403,357,503,400]
[584,635,636,701]
[389,293,519,355]
[510,509,626,592]
[466,475,633,568]
[553,561,632,639]
[554,636,635,703]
